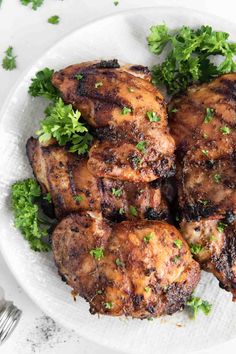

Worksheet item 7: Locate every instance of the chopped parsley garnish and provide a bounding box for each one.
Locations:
[111,188,122,197]
[217,221,227,233]
[210,234,216,241]
[104,302,113,309]
[113,0,119,5]
[220,126,231,135]
[186,296,212,319]
[73,195,84,202]
[173,255,180,263]
[75,73,83,80]
[121,106,132,115]
[28,68,58,100]
[147,24,236,94]
[203,133,208,139]
[202,149,209,156]
[146,111,161,122]
[36,98,92,154]
[144,286,151,293]
[20,0,44,10]
[90,247,104,260]
[119,208,125,215]
[200,200,208,206]
[147,317,154,321]
[96,290,103,295]
[48,15,60,25]
[170,107,178,113]
[128,87,134,92]
[213,174,221,183]
[2,46,17,71]
[129,205,138,217]
[190,243,204,255]
[11,178,51,252]
[143,232,155,243]
[95,81,103,88]
[43,192,52,203]
[136,141,147,153]
[173,239,183,249]
[204,108,215,123]
[115,258,124,267]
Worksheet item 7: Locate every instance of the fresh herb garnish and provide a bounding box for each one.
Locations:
[113,0,119,5]
[147,24,236,94]
[119,207,125,215]
[28,68,58,100]
[146,111,161,122]
[2,46,17,71]
[73,195,84,202]
[144,286,151,293]
[202,149,209,156]
[186,296,212,319]
[217,221,227,233]
[220,126,231,135]
[204,108,215,123]
[200,200,208,206]
[213,174,221,183]
[95,81,103,88]
[111,188,122,197]
[136,141,147,153]
[75,73,83,80]
[190,243,204,255]
[115,258,124,267]
[121,106,132,115]
[48,15,60,25]
[43,192,52,203]
[11,179,51,252]
[129,205,138,217]
[20,0,44,10]
[173,255,180,263]
[36,98,92,154]
[170,107,178,113]
[143,232,155,243]
[104,302,113,309]
[90,247,104,260]
[173,239,183,249]
[96,290,103,295]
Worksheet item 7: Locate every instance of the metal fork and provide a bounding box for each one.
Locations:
[0,302,22,345]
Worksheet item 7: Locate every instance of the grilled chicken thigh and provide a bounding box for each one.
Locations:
[52,212,200,318]
[52,60,175,182]
[169,73,236,299]
[26,138,169,221]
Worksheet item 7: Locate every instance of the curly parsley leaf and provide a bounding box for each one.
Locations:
[28,68,58,100]
[186,296,212,319]
[36,98,92,154]
[48,15,60,25]
[11,178,51,252]
[2,46,17,71]
[20,0,44,10]
[147,24,236,94]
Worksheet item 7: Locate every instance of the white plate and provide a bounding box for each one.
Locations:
[1,7,236,354]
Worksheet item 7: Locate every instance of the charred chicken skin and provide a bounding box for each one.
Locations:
[26,137,169,221]
[52,60,175,182]
[52,212,200,318]
[169,73,236,299]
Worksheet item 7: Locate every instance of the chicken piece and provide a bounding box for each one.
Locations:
[177,154,236,221]
[26,138,168,221]
[169,74,236,299]
[52,60,175,182]
[181,218,236,300]
[169,73,236,160]
[52,212,200,318]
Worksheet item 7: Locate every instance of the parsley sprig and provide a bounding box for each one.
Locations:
[2,46,17,71]
[147,25,236,94]
[20,0,44,10]
[11,179,51,252]
[186,296,212,319]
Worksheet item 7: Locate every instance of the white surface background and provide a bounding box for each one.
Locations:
[0,0,236,353]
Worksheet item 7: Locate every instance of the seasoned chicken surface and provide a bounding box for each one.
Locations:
[26,138,168,221]
[169,73,236,299]
[52,60,175,182]
[52,212,200,318]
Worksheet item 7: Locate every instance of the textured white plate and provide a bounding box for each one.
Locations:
[1,7,236,354]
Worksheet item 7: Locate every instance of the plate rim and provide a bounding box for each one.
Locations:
[1,6,236,353]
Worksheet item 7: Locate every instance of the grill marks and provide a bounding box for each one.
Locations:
[52,60,175,182]
[169,73,236,300]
